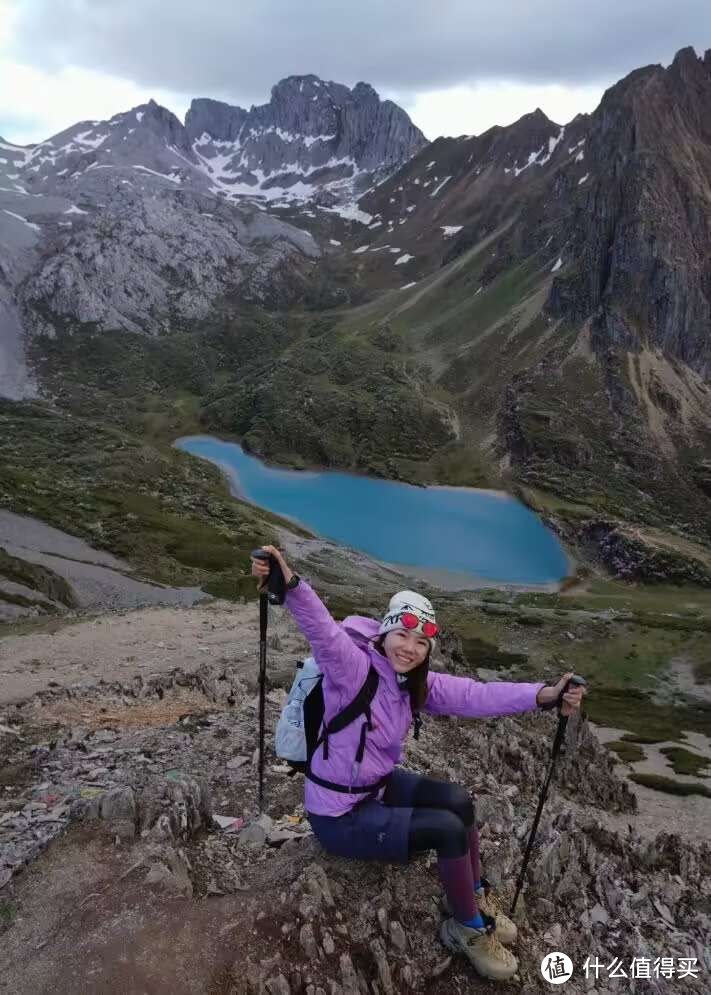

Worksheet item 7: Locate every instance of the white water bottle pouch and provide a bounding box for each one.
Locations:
[275,656,321,763]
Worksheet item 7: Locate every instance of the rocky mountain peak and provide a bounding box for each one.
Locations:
[130,99,191,149]
[185,98,248,143]
[270,73,343,100]
[670,44,708,78]
[529,107,552,123]
[507,107,558,141]
[542,45,711,376]
[351,81,379,101]
[186,73,425,209]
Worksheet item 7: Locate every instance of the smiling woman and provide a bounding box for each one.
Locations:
[249,543,582,981]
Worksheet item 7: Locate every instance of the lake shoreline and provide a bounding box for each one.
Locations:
[175,434,572,590]
[175,434,508,493]
[278,530,565,595]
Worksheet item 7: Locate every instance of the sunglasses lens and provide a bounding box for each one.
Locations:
[422,622,438,638]
[400,612,418,630]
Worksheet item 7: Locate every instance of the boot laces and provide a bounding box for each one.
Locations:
[478,886,502,915]
[468,930,516,965]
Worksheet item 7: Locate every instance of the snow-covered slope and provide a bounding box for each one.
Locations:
[0,76,424,398]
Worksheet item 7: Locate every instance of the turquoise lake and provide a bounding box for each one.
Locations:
[176,435,569,586]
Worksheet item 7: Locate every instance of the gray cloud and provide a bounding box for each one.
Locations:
[11,0,711,109]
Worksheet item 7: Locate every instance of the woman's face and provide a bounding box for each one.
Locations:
[383,628,430,673]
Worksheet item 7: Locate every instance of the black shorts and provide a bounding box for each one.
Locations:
[307,766,474,864]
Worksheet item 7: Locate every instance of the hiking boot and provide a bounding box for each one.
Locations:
[440,913,518,981]
[441,878,517,946]
[476,879,518,946]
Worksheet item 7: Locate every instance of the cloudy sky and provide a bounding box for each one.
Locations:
[2,0,710,145]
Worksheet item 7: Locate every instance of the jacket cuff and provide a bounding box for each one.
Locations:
[533,682,552,709]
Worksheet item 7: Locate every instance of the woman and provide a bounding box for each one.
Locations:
[251,546,584,982]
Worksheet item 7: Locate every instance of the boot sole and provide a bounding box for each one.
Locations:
[439,921,518,982]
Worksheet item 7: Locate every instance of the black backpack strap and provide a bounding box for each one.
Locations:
[325,666,379,734]
[355,703,373,763]
[303,675,325,759]
[315,665,379,761]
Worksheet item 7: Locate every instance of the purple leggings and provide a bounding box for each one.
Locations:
[385,768,481,921]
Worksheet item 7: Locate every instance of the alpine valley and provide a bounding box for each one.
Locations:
[2,51,711,995]
[3,50,711,602]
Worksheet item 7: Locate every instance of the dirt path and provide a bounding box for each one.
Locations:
[0,827,251,995]
[0,510,205,619]
[0,600,306,706]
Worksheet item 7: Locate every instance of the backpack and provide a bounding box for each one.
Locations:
[275,656,422,795]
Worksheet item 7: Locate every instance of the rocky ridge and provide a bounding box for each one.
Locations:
[356,47,711,378]
[0,75,422,394]
[185,76,425,208]
[0,602,709,994]
[339,47,711,569]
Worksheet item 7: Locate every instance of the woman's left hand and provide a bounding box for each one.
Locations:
[536,672,586,715]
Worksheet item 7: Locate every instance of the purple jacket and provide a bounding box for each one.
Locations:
[285,580,545,817]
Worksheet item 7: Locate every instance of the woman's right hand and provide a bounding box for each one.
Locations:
[250,545,293,585]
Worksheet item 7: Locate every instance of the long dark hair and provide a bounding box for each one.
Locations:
[374,636,430,713]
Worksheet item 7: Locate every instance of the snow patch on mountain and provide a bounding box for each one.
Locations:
[3,209,40,232]
[430,176,451,197]
[132,165,181,184]
[514,127,565,177]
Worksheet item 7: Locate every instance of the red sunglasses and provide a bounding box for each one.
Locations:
[400,612,439,639]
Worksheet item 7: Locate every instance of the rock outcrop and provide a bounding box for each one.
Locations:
[550,47,711,379]
[186,76,425,203]
[22,188,320,337]
[0,76,423,398]
[1,604,709,993]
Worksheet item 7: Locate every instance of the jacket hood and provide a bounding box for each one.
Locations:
[341,615,381,645]
[342,615,402,690]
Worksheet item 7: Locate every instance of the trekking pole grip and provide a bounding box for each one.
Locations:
[251,548,286,606]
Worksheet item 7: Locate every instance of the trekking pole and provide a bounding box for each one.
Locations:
[257,588,268,811]
[251,549,286,812]
[510,675,587,916]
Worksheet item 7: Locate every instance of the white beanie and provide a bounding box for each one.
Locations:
[378,590,438,651]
